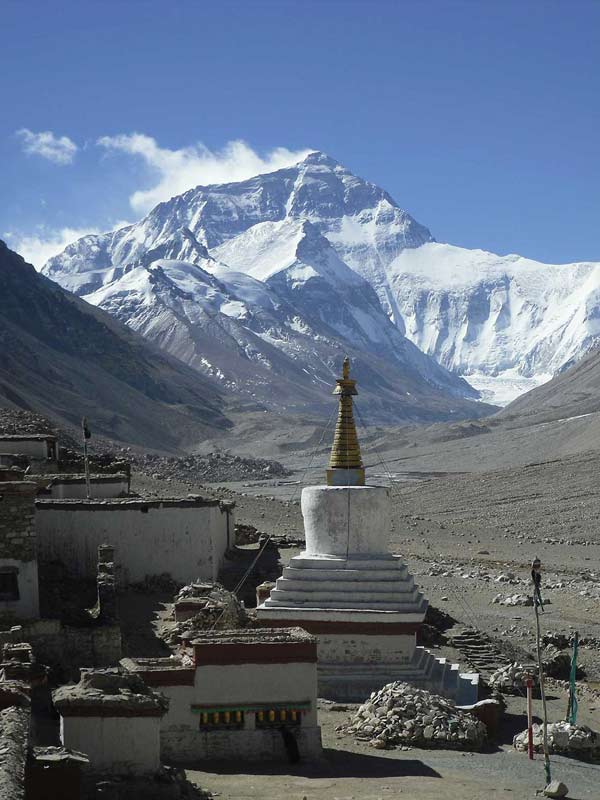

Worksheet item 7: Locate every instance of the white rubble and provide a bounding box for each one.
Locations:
[488,663,537,692]
[492,593,534,607]
[514,721,600,761]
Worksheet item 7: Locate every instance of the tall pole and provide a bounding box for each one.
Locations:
[532,562,551,785]
[566,631,579,724]
[527,677,534,760]
[82,417,91,500]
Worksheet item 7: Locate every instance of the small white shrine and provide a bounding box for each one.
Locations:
[257,358,478,703]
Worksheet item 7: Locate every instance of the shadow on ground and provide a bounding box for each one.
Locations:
[179,747,441,779]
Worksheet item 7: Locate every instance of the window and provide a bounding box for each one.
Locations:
[0,568,19,602]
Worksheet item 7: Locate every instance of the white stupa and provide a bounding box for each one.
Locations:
[257,358,478,703]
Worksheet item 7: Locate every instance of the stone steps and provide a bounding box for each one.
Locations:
[317,647,479,704]
[264,590,427,612]
[282,565,410,582]
[289,555,405,571]
[274,578,417,594]
[448,627,508,680]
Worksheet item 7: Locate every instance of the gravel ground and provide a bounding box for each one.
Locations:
[187,692,600,799]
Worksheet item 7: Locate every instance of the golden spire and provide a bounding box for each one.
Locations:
[326,357,365,486]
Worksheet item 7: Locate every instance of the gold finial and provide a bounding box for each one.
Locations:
[342,356,350,380]
[326,357,365,486]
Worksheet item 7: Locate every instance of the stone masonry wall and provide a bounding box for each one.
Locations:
[0,482,37,562]
[0,619,121,681]
[0,705,30,800]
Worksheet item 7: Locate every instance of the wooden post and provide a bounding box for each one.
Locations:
[82,417,91,500]
[533,579,551,785]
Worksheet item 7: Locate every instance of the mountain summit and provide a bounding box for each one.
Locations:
[40,153,600,406]
[42,153,487,422]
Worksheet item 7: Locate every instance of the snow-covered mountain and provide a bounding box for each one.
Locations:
[43,150,600,408]
[63,222,482,421]
[383,243,600,404]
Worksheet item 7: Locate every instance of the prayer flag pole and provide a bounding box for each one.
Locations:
[82,417,92,499]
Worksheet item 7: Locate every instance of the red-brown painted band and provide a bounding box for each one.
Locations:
[193,641,317,666]
[58,706,165,718]
[133,668,195,687]
[254,619,420,635]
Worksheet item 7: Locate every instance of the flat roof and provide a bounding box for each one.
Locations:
[191,627,315,645]
[35,495,229,510]
[40,473,128,484]
[0,434,56,441]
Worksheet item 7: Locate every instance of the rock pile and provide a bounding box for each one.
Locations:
[132,451,290,484]
[514,721,600,761]
[343,682,486,750]
[161,584,249,647]
[0,407,58,437]
[488,662,537,692]
[542,645,577,680]
[234,526,303,549]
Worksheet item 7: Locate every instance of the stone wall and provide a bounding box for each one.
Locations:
[8,619,121,680]
[0,705,30,800]
[0,482,40,619]
[36,497,233,586]
[0,482,37,562]
[161,726,322,763]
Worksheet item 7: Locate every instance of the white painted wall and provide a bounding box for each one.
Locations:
[0,439,53,458]
[60,715,161,774]
[0,559,39,619]
[194,662,318,725]
[47,477,129,500]
[302,485,391,557]
[158,662,317,733]
[36,501,232,586]
[146,661,321,763]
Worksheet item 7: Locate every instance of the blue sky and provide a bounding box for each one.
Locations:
[2,0,600,266]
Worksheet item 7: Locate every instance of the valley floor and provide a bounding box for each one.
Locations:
[129,424,600,799]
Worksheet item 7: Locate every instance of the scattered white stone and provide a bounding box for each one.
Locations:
[543,780,569,798]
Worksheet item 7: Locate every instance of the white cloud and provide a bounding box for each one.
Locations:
[16,128,78,165]
[5,222,129,269]
[97,134,311,214]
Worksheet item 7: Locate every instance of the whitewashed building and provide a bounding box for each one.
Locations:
[35,495,234,586]
[52,669,168,775]
[122,627,322,762]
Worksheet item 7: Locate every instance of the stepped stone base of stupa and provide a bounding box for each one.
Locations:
[317,646,480,704]
[256,483,480,704]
